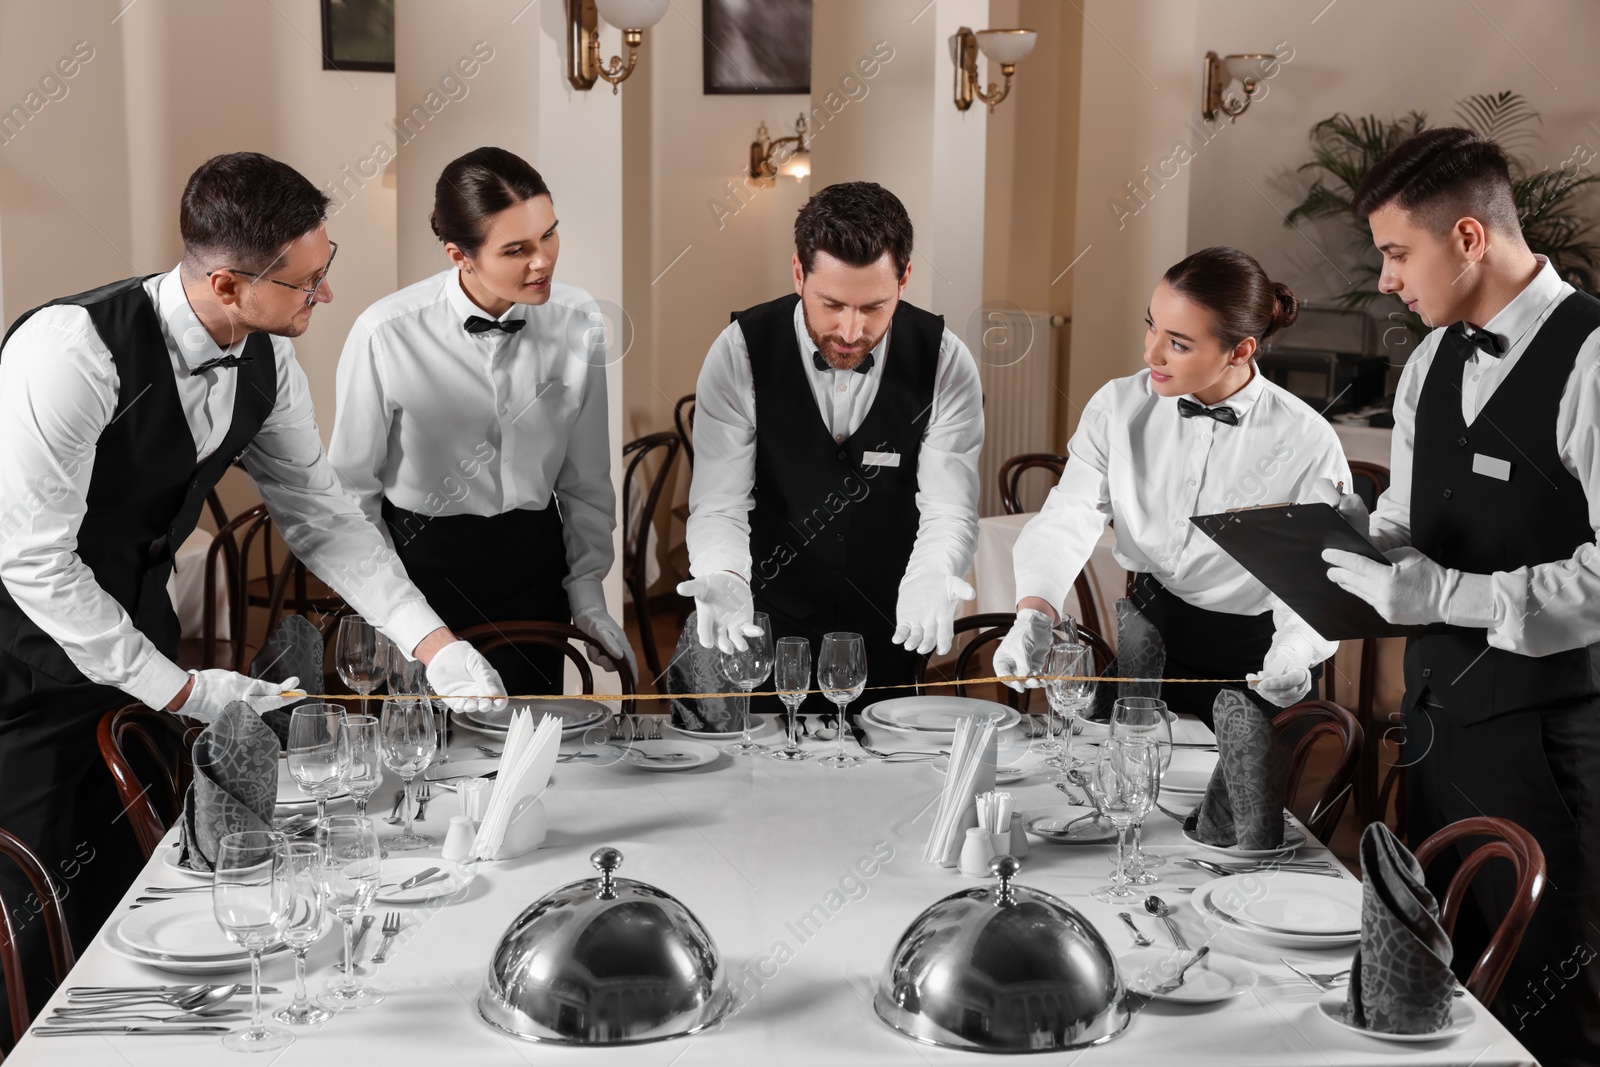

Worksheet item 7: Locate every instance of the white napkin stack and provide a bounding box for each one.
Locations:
[923,714,998,866]
[469,711,563,861]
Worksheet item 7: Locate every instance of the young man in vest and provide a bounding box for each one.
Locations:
[0,152,505,1046]
[680,182,983,723]
[1323,128,1600,1065]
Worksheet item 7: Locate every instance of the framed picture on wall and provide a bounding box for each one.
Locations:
[703,0,811,95]
[321,0,395,73]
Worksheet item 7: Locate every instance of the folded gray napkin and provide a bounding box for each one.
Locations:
[1091,598,1166,719]
[1347,822,1456,1034]
[177,701,280,872]
[665,610,741,732]
[251,614,325,749]
[1185,688,1288,849]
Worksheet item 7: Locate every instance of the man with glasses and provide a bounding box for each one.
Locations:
[0,152,506,1046]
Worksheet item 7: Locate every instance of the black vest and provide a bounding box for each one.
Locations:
[739,293,942,623]
[1405,290,1600,724]
[0,275,277,684]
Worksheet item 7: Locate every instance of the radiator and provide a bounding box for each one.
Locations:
[972,308,1063,517]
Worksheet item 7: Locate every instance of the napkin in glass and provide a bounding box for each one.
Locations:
[1185,687,1287,849]
[177,701,280,872]
[665,610,741,733]
[250,614,324,748]
[1347,822,1456,1034]
[1090,598,1166,719]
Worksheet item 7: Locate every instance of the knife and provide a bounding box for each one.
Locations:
[349,914,375,962]
[34,1025,232,1036]
[395,866,443,892]
[847,712,871,752]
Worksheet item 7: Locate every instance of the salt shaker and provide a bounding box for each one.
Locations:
[458,776,493,821]
[958,826,997,877]
[441,814,476,862]
[1008,812,1029,859]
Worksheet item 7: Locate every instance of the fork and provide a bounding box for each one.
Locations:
[1280,959,1350,991]
[649,717,663,741]
[370,912,404,965]
[476,745,502,758]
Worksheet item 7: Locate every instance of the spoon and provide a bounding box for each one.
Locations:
[1143,895,1189,950]
[58,985,240,1014]
[1068,769,1107,822]
[1152,946,1211,994]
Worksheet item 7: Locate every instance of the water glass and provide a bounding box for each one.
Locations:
[771,637,812,761]
[287,704,349,825]
[1111,696,1172,878]
[213,830,293,1052]
[720,612,773,755]
[343,714,383,817]
[1085,737,1159,904]
[380,696,437,850]
[817,632,867,769]
[315,815,384,1010]
[273,841,332,1026]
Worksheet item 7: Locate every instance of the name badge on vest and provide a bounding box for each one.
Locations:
[862,451,901,468]
[1471,453,1513,482]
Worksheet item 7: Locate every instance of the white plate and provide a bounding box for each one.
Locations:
[666,714,778,741]
[119,898,246,959]
[1315,990,1474,1043]
[606,739,718,771]
[932,754,1028,784]
[1182,823,1305,859]
[457,699,607,736]
[101,921,288,974]
[1217,874,1363,935]
[1193,880,1359,949]
[374,858,477,903]
[1161,769,1212,795]
[1119,947,1259,1003]
[276,774,349,809]
[1021,806,1120,845]
[162,846,212,881]
[862,697,1021,741]
[425,757,499,784]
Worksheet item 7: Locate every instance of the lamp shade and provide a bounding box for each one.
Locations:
[975,29,1036,65]
[595,0,669,30]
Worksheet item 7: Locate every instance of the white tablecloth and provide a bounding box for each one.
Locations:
[165,527,229,641]
[971,513,1124,645]
[10,716,1530,1065]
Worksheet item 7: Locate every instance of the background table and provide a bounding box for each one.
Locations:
[165,527,229,642]
[10,714,1530,1066]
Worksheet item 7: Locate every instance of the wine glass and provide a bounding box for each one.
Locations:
[1111,696,1172,880]
[336,616,390,697]
[720,612,774,755]
[771,637,812,762]
[212,830,293,1052]
[1045,642,1094,767]
[390,649,448,763]
[380,696,437,850]
[343,714,383,818]
[273,841,333,1027]
[287,704,349,825]
[315,815,384,1010]
[817,632,867,770]
[1084,737,1159,904]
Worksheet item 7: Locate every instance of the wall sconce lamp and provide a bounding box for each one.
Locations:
[749,114,810,185]
[566,0,669,93]
[949,27,1037,112]
[1202,51,1276,122]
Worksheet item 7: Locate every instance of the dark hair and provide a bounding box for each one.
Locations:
[180,152,331,272]
[1352,127,1519,235]
[1161,246,1298,347]
[431,147,551,256]
[794,182,914,278]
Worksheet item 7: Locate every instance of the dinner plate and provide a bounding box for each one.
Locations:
[1215,874,1362,935]
[932,754,1028,784]
[666,714,779,741]
[456,699,607,737]
[861,697,1020,741]
[605,739,718,771]
[162,846,213,881]
[1193,880,1359,949]
[1182,823,1305,859]
[1160,769,1212,795]
[101,921,288,974]
[1315,990,1474,1043]
[1021,806,1120,845]
[119,898,247,959]
[374,858,477,903]
[1118,947,1259,1003]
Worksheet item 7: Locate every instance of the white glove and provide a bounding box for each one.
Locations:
[1246,647,1312,708]
[180,670,300,723]
[676,572,762,653]
[1323,546,1495,628]
[1310,476,1371,534]
[892,572,976,656]
[992,608,1056,692]
[425,640,508,714]
[573,606,639,680]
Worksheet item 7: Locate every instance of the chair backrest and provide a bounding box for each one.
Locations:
[913,612,1114,713]
[621,433,681,687]
[1414,816,1547,1004]
[458,621,637,696]
[1348,459,1391,513]
[0,828,75,1046]
[96,705,204,860]
[1271,699,1363,844]
[673,394,697,467]
[201,502,269,672]
[997,452,1066,516]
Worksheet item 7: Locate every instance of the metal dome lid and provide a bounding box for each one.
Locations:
[874,855,1130,1053]
[477,847,733,1045]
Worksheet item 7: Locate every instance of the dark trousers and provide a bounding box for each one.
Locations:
[0,658,146,1050]
[749,596,920,720]
[384,500,570,697]
[1404,692,1600,1066]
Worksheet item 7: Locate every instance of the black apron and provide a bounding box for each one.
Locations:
[735,293,942,715]
[382,499,570,696]
[1401,292,1600,1067]
[0,276,276,1048]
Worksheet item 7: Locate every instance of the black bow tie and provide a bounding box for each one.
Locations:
[190,352,253,375]
[1177,397,1239,425]
[1447,320,1506,358]
[811,349,874,375]
[464,315,526,336]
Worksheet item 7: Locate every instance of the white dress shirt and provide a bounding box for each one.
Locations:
[0,266,447,710]
[1013,364,1348,666]
[687,298,983,582]
[1368,256,1600,657]
[329,269,615,617]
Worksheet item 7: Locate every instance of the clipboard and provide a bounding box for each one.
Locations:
[1190,502,1424,641]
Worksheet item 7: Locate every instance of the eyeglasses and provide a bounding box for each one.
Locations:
[208,242,338,307]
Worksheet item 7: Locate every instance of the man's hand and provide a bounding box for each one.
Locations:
[573,606,639,680]
[1310,476,1371,534]
[1323,546,1458,626]
[892,572,976,656]
[174,670,300,723]
[992,608,1057,692]
[425,640,508,713]
[676,572,762,654]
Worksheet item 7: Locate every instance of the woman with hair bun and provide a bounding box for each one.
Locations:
[330,146,633,695]
[994,246,1351,724]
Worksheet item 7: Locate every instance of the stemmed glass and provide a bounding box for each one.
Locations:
[817,632,867,770]
[212,830,293,1052]
[1085,737,1159,904]
[1042,641,1093,770]
[343,714,383,817]
[336,616,390,698]
[380,696,437,850]
[1111,696,1173,881]
[390,649,448,762]
[720,612,773,755]
[315,815,384,1010]
[273,841,332,1027]
[287,704,349,825]
[771,637,812,762]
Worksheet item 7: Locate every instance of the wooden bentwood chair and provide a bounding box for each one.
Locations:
[0,829,75,1054]
[97,705,205,860]
[1270,699,1363,845]
[913,611,1115,714]
[996,452,1106,642]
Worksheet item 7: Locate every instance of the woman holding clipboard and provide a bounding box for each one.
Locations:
[993,246,1351,725]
